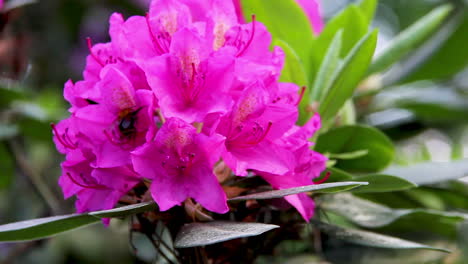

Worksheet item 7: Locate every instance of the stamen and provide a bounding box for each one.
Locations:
[156,109,166,124]
[145,13,165,55]
[237,14,256,57]
[51,123,76,150]
[313,171,331,184]
[66,173,111,190]
[296,86,306,106]
[86,37,105,67]
[256,121,273,143]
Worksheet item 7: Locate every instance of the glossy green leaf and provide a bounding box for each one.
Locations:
[309,30,342,103]
[0,202,157,242]
[229,181,368,202]
[352,175,416,193]
[240,0,314,73]
[383,159,468,185]
[174,221,279,248]
[315,125,395,172]
[322,167,353,182]
[0,214,100,242]
[329,149,369,160]
[403,13,468,82]
[90,202,157,218]
[368,4,453,75]
[313,220,450,252]
[310,5,367,74]
[357,0,377,25]
[318,30,378,124]
[274,39,307,87]
[319,193,467,237]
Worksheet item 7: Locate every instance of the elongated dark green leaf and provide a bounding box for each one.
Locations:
[240,0,314,73]
[0,202,157,242]
[313,220,450,252]
[229,182,368,201]
[174,221,279,248]
[383,159,468,185]
[310,5,367,72]
[368,4,452,75]
[319,193,467,237]
[90,202,157,218]
[352,175,416,193]
[0,214,100,242]
[315,125,394,172]
[309,30,343,103]
[403,12,468,82]
[319,30,378,124]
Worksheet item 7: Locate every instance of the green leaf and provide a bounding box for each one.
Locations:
[273,39,307,87]
[383,159,468,185]
[352,175,416,193]
[329,149,369,160]
[318,30,378,124]
[357,0,378,25]
[370,81,468,123]
[0,86,26,107]
[315,125,395,173]
[313,220,451,252]
[90,202,157,218]
[240,0,314,73]
[229,182,369,202]
[311,5,367,71]
[322,167,353,182]
[403,12,468,82]
[0,214,100,242]
[0,143,14,189]
[319,193,467,237]
[0,202,157,242]
[368,4,453,75]
[174,221,279,248]
[309,30,343,103]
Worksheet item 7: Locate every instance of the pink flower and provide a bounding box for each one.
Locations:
[54,0,327,220]
[142,27,235,123]
[53,120,139,215]
[215,81,298,176]
[132,118,228,213]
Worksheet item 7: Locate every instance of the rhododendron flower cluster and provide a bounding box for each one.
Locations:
[52,0,326,221]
